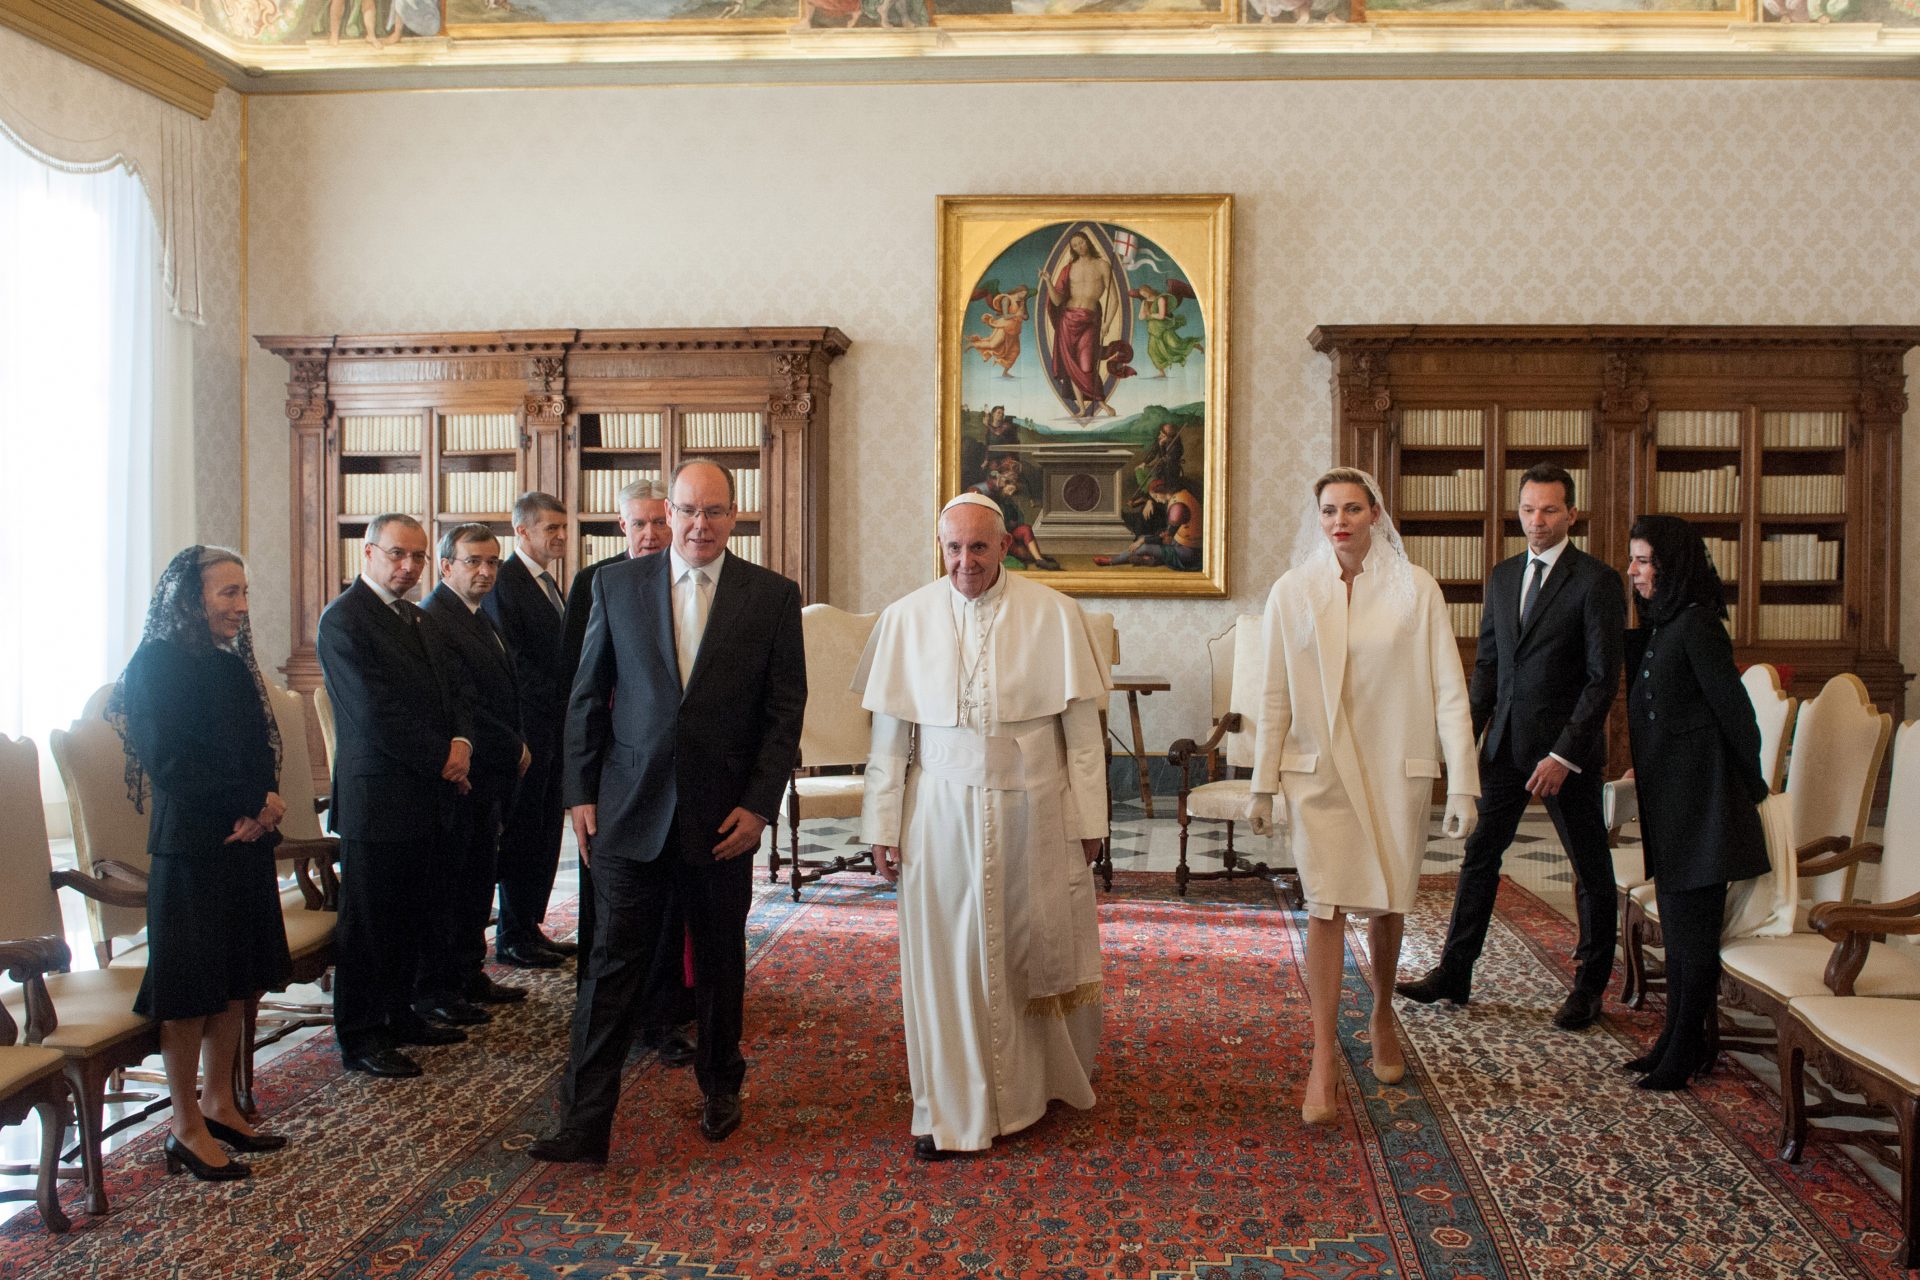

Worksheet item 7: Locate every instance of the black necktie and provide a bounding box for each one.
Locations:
[392,599,427,657]
[1520,558,1546,626]
[538,570,564,615]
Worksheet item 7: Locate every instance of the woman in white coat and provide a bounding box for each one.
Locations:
[1248,468,1480,1124]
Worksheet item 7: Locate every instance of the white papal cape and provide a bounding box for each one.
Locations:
[853,570,1111,1151]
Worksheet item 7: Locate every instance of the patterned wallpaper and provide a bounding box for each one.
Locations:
[242,79,1920,744]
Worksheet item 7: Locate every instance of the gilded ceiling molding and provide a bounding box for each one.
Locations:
[0,0,222,118]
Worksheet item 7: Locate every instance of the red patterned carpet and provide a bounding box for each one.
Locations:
[0,872,1908,1279]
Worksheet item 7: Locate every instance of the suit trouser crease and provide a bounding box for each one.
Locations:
[420,783,506,1004]
[1438,749,1616,995]
[498,736,566,949]
[336,835,432,1058]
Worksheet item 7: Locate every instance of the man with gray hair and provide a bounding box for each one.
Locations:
[851,493,1110,1160]
[483,491,576,968]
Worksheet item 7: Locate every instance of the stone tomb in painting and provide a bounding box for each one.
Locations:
[994,441,1137,554]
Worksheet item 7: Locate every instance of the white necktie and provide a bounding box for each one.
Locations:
[677,567,710,688]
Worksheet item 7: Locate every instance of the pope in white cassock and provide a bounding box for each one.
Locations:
[853,493,1112,1161]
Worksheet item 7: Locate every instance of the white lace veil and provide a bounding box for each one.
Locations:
[1287,466,1418,647]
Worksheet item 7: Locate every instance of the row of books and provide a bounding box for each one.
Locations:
[1657,466,1740,514]
[1762,411,1846,450]
[1758,605,1844,642]
[582,534,626,563]
[340,537,364,570]
[1503,468,1588,506]
[1760,533,1841,582]
[442,471,517,514]
[684,412,763,449]
[1446,602,1483,640]
[441,414,517,453]
[1759,473,1845,515]
[1405,535,1484,581]
[342,473,420,515]
[1656,410,1741,449]
[340,415,422,455]
[597,412,664,450]
[1400,469,1485,512]
[1701,536,1739,583]
[727,533,764,565]
[1401,409,1483,448]
[580,468,662,515]
[1505,409,1590,448]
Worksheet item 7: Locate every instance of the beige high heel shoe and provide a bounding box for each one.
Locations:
[1300,1099,1339,1126]
[1369,1059,1406,1086]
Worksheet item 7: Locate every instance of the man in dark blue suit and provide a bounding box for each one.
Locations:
[483,491,575,968]
[1398,463,1625,1030]
[419,524,533,1023]
[317,514,474,1078]
[531,461,805,1161]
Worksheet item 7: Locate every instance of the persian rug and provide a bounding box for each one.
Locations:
[0,873,1908,1279]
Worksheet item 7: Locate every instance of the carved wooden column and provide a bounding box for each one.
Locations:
[763,332,850,604]
[1596,349,1650,576]
[1312,329,1397,482]
[1855,342,1910,711]
[523,350,569,544]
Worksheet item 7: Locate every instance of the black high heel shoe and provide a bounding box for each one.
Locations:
[205,1118,289,1153]
[164,1134,250,1181]
[1620,1053,1659,1074]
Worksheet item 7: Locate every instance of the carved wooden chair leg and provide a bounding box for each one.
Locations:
[1622,901,1647,1010]
[1778,1022,1808,1163]
[1222,820,1238,873]
[35,1090,70,1234]
[1898,1093,1919,1270]
[1175,799,1192,897]
[788,802,805,903]
[67,1062,110,1217]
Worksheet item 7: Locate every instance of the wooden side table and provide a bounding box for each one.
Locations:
[1109,675,1171,818]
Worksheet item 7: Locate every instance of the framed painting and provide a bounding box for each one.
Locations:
[937,195,1230,599]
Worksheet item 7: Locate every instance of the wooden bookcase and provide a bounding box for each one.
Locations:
[259,327,850,779]
[1310,325,1919,769]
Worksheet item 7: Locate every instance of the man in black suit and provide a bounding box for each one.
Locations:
[483,491,575,969]
[531,460,805,1162]
[316,513,474,1078]
[560,480,696,1067]
[418,524,533,1022]
[1398,462,1625,1030]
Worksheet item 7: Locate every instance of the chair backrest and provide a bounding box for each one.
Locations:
[1875,719,1920,913]
[0,736,67,943]
[1784,673,1893,907]
[80,683,116,721]
[267,682,326,844]
[49,721,152,954]
[1082,611,1118,715]
[313,683,338,771]
[798,604,880,771]
[1741,663,1798,792]
[1219,615,1265,771]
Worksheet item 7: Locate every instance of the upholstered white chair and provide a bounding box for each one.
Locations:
[1164,616,1299,903]
[49,720,153,971]
[771,605,880,901]
[1623,672,1888,1008]
[1776,724,1920,1268]
[312,682,339,774]
[0,941,75,1234]
[0,735,156,1218]
[1081,610,1119,888]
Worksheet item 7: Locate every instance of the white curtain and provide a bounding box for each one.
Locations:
[0,132,195,767]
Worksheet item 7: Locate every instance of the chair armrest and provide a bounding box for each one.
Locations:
[1809,889,1920,996]
[1798,839,1876,879]
[313,795,330,815]
[0,936,69,1046]
[50,868,148,910]
[1166,713,1238,771]
[275,837,339,864]
[276,838,340,910]
[92,859,151,890]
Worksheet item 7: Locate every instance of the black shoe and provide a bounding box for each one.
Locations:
[1553,989,1605,1031]
[204,1118,289,1153]
[534,932,579,958]
[653,1029,695,1069]
[392,1019,468,1047]
[416,998,492,1027]
[164,1134,250,1181]
[1635,1069,1692,1092]
[700,1093,742,1142]
[467,976,529,1004]
[1619,1053,1659,1074]
[343,1048,423,1078]
[1395,967,1472,1006]
[527,1128,608,1165]
[912,1135,950,1162]
[496,943,563,970]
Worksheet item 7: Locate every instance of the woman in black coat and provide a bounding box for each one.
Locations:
[1621,515,1771,1091]
[109,546,294,1180]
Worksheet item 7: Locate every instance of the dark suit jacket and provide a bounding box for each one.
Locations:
[1625,607,1770,890]
[421,582,526,787]
[317,578,472,842]
[561,552,627,692]
[482,552,567,752]
[1471,544,1625,775]
[564,552,806,865]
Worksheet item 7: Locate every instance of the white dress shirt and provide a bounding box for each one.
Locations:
[669,548,726,686]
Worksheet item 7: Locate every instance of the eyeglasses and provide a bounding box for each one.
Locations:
[371,545,429,566]
[449,556,502,570]
[669,502,734,522]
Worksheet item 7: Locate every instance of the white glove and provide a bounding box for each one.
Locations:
[1442,794,1478,841]
[1246,792,1288,838]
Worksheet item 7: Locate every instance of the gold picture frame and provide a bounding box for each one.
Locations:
[936,194,1231,599]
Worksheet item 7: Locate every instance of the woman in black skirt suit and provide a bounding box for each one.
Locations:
[108,546,294,1179]
[1621,515,1771,1091]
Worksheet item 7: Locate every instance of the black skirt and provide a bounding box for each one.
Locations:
[134,840,294,1021]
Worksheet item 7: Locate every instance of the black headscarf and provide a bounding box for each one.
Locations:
[104,545,282,812]
[1628,514,1728,628]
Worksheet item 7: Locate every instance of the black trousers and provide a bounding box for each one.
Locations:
[497,734,565,950]
[418,779,508,1005]
[574,857,698,1031]
[1437,744,1616,996]
[335,834,432,1059]
[1644,880,1727,1076]
[560,848,752,1143]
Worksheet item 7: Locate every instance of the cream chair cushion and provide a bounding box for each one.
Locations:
[1187,778,1253,822]
[1612,846,1648,894]
[1785,674,1891,906]
[1789,996,1920,1091]
[50,720,152,954]
[280,899,336,962]
[1722,933,1920,1003]
[0,1045,65,1093]
[781,774,867,822]
[3,969,151,1055]
[798,605,879,770]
